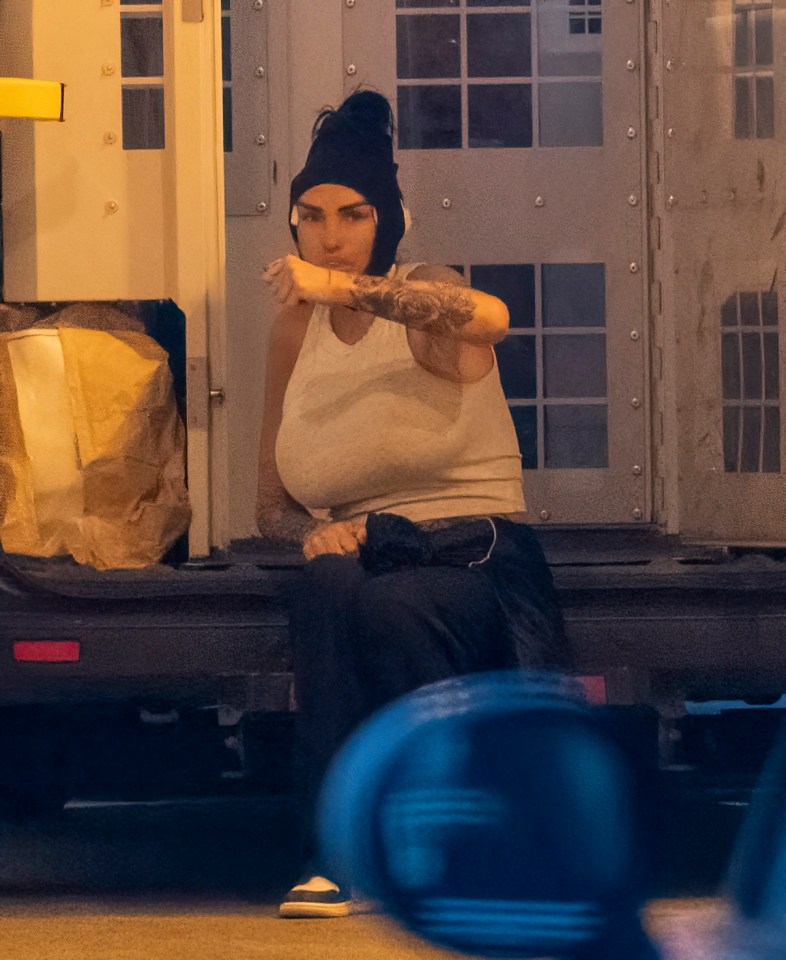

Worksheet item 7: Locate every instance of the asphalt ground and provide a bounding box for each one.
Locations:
[0,795,733,960]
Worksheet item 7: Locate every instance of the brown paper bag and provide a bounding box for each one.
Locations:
[0,327,191,569]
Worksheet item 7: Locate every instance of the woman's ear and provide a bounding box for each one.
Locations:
[290,206,299,227]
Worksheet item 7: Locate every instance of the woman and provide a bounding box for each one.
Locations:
[258,91,565,918]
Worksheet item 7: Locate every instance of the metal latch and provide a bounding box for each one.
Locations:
[209,388,225,405]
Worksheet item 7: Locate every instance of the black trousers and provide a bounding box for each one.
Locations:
[286,515,563,873]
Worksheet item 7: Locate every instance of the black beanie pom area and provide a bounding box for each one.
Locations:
[289,90,406,277]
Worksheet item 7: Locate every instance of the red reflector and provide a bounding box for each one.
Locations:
[576,674,607,705]
[13,641,81,663]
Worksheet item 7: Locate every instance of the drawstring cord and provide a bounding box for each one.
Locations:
[468,517,498,568]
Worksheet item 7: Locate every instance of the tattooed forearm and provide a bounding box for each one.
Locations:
[349,276,476,337]
[256,507,318,549]
[256,475,319,549]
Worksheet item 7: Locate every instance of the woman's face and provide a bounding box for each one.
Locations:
[295,183,377,276]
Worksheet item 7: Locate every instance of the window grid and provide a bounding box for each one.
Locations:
[396,1,602,149]
[120,6,165,150]
[732,1,775,139]
[568,0,602,35]
[722,292,781,473]
[466,262,608,470]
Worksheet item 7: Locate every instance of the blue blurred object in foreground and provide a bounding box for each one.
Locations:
[319,670,660,959]
[721,718,786,960]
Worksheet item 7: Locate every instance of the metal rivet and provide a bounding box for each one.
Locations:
[632,508,643,521]
[442,198,452,209]
[535,196,545,207]
[103,131,117,145]
[346,64,357,76]
[632,465,643,477]
[626,60,636,71]
[626,126,637,139]
[701,190,709,204]
[729,188,737,201]
[539,510,551,522]
[105,200,119,214]
[254,66,265,78]
[630,330,640,341]
[628,194,638,206]
[666,59,675,71]
[346,0,356,6]
[629,261,639,273]
[257,201,268,213]
[101,63,115,76]
[667,195,678,208]
[256,134,267,146]
[667,127,676,138]
[631,397,641,409]
[253,0,264,9]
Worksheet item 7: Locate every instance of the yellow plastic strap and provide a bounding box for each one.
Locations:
[0,77,65,121]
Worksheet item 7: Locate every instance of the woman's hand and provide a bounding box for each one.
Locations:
[264,255,338,307]
[302,517,367,561]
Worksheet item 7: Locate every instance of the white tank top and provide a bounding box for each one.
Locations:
[275,265,526,524]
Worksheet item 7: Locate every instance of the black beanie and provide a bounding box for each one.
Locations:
[289,91,406,277]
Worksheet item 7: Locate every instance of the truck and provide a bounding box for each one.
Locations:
[1,0,785,821]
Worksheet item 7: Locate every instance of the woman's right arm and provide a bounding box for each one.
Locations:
[255,302,316,548]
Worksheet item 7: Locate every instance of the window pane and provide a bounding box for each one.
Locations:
[509,405,538,470]
[471,264,535,328]
[539,2,602,77]
[756,77,775,139]
[761,291,778,326]
[763,407,781,473]
[544,405,608,468]
[223,87,233,153]
[741,407,761,472]
[542,263,605,327]
[468,0,530,6]
[122,85,165,150]
[543,334,606,398]
[723,406,740,472]
[722,333,741,401]
[397,0,459,6]
[735,77,753,139]
[539,81,602,147]
[467,14,531,78]
[221,0,230,10]
[222,15,231,82]
[398,85,461,149]
[742,332,763,400]
[121,16,164,78]
[739,292,759,325]
[764,333,779,400]
[734,9,752,67]
[721,294,738,327]
[755,8,774,66]
[468,84,532,148]
[396,15,460,79]
[496,334,537,399]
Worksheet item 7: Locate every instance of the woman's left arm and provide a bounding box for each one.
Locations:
[264,256,509,345]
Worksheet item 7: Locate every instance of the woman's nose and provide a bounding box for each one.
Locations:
[322,218,342,251]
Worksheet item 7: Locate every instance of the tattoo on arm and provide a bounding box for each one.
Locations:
[256,476,319,549]
[349,276,476,337]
